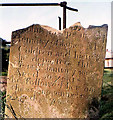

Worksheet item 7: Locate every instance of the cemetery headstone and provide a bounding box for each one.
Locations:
[5,23,108,118]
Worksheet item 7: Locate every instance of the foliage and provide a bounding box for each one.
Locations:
[99,69,113,120]
[0,90,6,118]
[0,72,8,76]
[0,37,10,74]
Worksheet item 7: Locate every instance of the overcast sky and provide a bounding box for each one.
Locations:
[0,0,112,50]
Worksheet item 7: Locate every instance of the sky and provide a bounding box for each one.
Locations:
[0,0,112,51]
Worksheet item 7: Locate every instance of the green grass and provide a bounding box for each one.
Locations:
[99,69,113,120]
[0,72,7,76]
[103,69,113,84]
[0,90,6,118]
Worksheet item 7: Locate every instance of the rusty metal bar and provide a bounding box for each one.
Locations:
[104,67,113,69]
[60,1,67,29]
[2,42,11,45]
[105,58,113,60]
[5,42,11,44]
[63,2,67,29]
[60,1,78,29]
[0,3,60,6]
[58,16,61,30]
[66,6,78,12]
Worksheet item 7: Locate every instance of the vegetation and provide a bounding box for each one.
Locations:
[99,69,113,120]
[0,38,10,118]
[0,38,10,76]
[0,90,6,118]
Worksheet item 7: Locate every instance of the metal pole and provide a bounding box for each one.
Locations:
[63,2,67,29]
[2,42,11,45]
[0,3,60,6]
[58,16,61,30]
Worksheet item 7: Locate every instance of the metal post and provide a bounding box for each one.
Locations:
[58,16,61,30]
[63,1,67,29]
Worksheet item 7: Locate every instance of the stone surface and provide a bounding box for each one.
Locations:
[5,23,108,118]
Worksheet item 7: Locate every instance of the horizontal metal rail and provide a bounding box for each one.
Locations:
[104,67,113,69]
[66,6,78,12]
[105,58,113,60]
[0,3,60,6]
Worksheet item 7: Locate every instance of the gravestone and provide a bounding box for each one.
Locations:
[5,23,108,118]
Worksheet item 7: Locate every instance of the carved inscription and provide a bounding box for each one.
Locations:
[6,23,108,118]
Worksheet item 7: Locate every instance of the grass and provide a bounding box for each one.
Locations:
[0,72,8,76]
[0,90,6,118]
[99,69,113,120]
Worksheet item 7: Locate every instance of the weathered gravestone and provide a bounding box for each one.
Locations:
[5,23,108,118]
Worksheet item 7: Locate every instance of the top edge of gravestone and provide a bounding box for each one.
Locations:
[87,24,108,29]
[69,22,108,30]
[11,23,108,39]
[12,24,40,39]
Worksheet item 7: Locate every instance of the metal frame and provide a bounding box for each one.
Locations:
[58,16,61,30]
[0,1,78,30]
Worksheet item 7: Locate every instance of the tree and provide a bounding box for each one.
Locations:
[0,38,10,75]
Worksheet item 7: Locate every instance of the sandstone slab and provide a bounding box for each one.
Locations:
[5,23,108,118]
